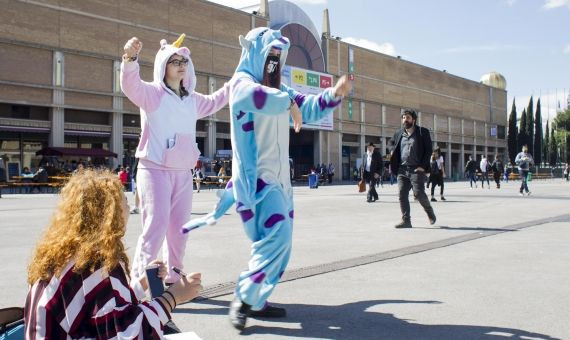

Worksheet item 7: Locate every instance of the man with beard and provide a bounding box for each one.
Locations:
[390,109,436,228]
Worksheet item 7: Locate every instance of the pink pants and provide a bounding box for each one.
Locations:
[130,168,193,284]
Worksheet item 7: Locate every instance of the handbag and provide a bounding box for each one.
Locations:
[358,179,366,193]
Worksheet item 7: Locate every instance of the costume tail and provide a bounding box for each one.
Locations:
[181,185,236,233]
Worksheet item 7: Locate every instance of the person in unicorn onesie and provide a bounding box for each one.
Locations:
[181,27,351,330]
[120,34,229,287]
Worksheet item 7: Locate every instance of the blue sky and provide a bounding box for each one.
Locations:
[207,0,569,122]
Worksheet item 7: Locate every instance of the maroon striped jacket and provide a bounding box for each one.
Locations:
[24,261,170,339]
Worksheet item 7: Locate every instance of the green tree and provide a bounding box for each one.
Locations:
[542,119,550,163]
[518,108,528,150]
[534,98,543,164]
[507,98,518,165]
[549,125,557,166]
[553,108,570,162]
[526,96,534,158]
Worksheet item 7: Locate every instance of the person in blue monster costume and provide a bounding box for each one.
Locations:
[181,27,351,330]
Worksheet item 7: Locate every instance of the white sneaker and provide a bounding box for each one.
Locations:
[526,191,531,196]
[519,192,524,196]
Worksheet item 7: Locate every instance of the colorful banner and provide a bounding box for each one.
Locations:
[282,65,334,131]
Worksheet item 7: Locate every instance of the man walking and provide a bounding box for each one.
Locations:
[491,155,504,189]
[465,155,477,188]
[390,109,436,228]
[361,142,383,202]
[515,145,534,196]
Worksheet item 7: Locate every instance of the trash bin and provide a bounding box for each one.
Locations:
[308,174,318,188]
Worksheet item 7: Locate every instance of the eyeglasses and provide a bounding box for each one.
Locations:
[167,58,189,67]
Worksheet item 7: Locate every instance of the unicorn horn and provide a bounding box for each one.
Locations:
[173,33,186,48]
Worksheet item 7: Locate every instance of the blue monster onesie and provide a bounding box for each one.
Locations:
[182,27,341,314]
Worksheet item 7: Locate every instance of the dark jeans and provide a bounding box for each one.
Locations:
[519,170,529,193]
[480,172,490,187]
[430,173,444,196]
[468,171,477,187]
[397,168,434,221]
[493,171,501,187]
[364,171,378,201]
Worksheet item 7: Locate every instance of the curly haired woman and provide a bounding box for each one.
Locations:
[24,170,202,339]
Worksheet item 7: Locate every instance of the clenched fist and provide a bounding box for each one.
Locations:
[123,37,142,60]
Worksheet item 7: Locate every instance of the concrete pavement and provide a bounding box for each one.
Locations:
[1,179,569,339]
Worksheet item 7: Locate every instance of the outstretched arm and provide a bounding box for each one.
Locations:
[230,75,292,115]
[194,82,230,119]
[282,75,351,124]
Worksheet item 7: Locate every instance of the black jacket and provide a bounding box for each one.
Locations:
[361,150,383,177]
[389,125,433,174]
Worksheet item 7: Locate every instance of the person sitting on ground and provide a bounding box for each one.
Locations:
[24,169,202,338]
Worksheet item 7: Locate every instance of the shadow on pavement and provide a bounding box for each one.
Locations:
[414,226,519,232]
[177,299,559,339]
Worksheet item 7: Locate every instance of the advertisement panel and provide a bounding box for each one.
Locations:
[282,65,335,131]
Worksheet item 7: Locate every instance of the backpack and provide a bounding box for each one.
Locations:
[430,160,439,174]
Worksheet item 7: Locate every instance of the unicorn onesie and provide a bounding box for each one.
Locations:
[181,27,342,329]
[120,34,229,286]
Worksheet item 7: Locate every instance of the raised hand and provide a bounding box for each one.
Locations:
[290,101,302,133]
[333,75,352,98]
[123,37,142,60]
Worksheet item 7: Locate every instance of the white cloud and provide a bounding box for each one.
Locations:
[543,0,570,9]
[505,0,517,6]
[288,0,327,4]
[342,37,397,56]
[440,44,524,54]
[564,45,570,54]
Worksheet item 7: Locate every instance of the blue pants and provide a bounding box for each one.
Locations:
[519,170,529,193]
[236,186,293,310]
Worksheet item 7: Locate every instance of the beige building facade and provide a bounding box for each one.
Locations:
[0,0,506,181]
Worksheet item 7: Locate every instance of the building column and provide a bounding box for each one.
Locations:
[111,60,124,168]
[111,112,123,167]
[381,105,387,156]
[50,51,65,147]
[460,119,465,175]
[446,142,452,178]
[205,76,217,159]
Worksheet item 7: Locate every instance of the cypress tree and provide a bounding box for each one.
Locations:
[544,120,550,163]
[507,98,518,165]
[534,98,543,164]
[519,108,528,150]
[526,96,534,158]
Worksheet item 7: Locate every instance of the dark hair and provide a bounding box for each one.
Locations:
[262,57,281,89]
[164,79,189,98]
[402,109,417,120]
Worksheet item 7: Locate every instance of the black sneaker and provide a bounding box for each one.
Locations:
[431,197,437,202]
[229,297,251,331]
[250,304,287,318]
[164,320,182,334]
[440,196,446,201]
[395,220,412,228]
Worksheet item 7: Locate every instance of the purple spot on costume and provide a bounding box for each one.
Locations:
[250,271,266,283]
[242,121,254,132]
[264,214,285,228]
[253,87,267,109]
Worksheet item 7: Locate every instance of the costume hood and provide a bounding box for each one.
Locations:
[235,27,290,82]
[153,33,197,93]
